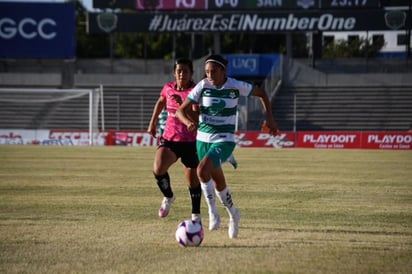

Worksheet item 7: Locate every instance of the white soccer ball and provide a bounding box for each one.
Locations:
[175,220,204,247]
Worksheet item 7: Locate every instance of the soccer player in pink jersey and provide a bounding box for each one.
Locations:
[147,58,202,222]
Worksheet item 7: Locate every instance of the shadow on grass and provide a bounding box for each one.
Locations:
[241,225,412,236]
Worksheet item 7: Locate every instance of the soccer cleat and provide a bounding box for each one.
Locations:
[208,213,221,231]
[158,195,176,218]
[227,155,238,169]
[228,209,241,238]
[191,213,202,223]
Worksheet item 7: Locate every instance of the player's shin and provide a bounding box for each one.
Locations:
[200,179,218,215]
[189,184,202,215]
[154,172,173,198]
[216,187,237,217]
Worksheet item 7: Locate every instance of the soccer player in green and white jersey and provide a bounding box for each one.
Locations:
[177,54,279,238]
[157,109,168,137]
[160,107,237,168]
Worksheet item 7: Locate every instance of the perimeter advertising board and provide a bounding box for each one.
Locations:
[1,129,411,150]
[298,132,361,149]
[0,2,76,59]
[296,131,412,149]
[362,132,412,149]
[88,10,411,33]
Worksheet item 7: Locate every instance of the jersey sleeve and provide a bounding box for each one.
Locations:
[235,78,254,97]
[160,82,173,98]
[187,80,205,103]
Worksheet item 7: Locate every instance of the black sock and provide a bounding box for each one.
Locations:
[155,173,173,198]
[189,185,202,214]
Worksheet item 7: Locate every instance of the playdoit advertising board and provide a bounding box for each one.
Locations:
[0,129,411,150]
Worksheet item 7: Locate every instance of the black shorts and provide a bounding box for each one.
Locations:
[159,140,199,168]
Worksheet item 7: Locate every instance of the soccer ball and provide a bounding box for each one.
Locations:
[175,220,204,247]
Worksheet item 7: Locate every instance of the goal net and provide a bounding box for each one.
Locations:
[0,88,103,145]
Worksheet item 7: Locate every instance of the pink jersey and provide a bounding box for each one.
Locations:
[160,81,196,142]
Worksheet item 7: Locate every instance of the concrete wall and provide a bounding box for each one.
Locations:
[1,57,412,88]
[0,73,62,87]
[283,58,412,87]
[74,74,172,88]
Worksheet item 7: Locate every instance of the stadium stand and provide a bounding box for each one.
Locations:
[274,86,412,131]
[101,87,159,130]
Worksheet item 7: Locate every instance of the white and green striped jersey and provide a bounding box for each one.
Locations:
[158,109,167,135]
[188,77,254,143]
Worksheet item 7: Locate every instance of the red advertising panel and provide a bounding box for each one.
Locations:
[297,132,362,149]
[136,0,207,10]
[235,131,295,148]
[48,130,160,146]
[104,130,159,146]
[362,132,412,150]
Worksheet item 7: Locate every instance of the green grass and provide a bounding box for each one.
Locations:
[0,145,411,273]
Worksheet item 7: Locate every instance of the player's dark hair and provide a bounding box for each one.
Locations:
[205,54,228,69]
[174,58,193,72]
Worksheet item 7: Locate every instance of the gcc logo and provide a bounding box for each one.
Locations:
[0,17,57,39]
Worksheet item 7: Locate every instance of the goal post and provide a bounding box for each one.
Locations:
[0,87,104,145]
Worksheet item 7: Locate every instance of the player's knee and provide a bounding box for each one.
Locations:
[196,166,209,182]
[153,164,168,176]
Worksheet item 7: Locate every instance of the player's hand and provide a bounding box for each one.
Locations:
[147,126,157,138]
[187,122,197,132]
[267,120,280,136]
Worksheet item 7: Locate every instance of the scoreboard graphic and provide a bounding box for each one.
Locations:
[89,0,411,33]
[92,0,385,10]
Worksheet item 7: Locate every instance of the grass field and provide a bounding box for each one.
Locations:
[0,145,411,273]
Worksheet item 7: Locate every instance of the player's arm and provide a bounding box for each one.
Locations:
[170,94,199,123]
[176,99,197,132]
[147,96,166,138]
[186,104,199,124]
[252,86,279,136]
